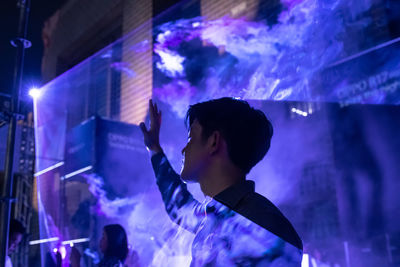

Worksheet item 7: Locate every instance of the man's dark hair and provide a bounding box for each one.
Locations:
[9,219,25,236]
[186,97,273,174]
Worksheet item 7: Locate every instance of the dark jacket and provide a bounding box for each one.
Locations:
[151,152,303,266]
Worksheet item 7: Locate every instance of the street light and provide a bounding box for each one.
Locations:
[28,87,41,99]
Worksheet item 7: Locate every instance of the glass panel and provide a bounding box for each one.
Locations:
[33,0,400,266]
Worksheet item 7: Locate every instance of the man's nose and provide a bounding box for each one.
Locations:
[181,146,186,155]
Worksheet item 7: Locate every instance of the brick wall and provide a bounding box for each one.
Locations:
[201,0,259,20]
[42,0,123,82]
[120,0,153,124]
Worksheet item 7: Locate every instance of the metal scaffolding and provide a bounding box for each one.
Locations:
[0,0,32,265]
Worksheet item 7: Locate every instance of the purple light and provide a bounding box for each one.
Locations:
[151,0,392,113]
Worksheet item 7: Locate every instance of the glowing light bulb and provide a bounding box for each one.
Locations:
[59,246,67,259]
[28,88,41,99]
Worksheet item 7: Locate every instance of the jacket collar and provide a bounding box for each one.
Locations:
[213,180,255,209]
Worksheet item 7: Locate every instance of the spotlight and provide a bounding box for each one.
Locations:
[28,88,41,99]
[59,246,67,259]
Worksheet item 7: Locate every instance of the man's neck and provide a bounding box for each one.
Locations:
[198,165,245,197]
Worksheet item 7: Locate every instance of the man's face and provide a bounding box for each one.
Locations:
[180,120,209,182]
[8,232,22,255]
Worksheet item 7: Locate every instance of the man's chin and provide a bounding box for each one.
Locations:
[180,171,198,183]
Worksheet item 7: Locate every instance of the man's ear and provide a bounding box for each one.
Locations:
[207,131,222,155]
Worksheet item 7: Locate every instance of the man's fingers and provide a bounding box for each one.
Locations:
[149,99,155,120]
[149,99,156,129]
[148,99,162,130]
[154,102,161,121]
[139,122,148,135]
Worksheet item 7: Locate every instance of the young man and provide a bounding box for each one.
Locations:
[140,98,302,266]
[6,219,25,267]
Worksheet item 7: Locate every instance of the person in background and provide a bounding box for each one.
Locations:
[71,224,131,267]
[6,219,26,267]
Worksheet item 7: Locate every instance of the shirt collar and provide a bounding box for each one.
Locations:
[213,180,255,209]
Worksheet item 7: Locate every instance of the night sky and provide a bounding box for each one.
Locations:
[0,0,65,97]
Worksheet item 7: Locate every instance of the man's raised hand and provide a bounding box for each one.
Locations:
[140,99,163,154]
